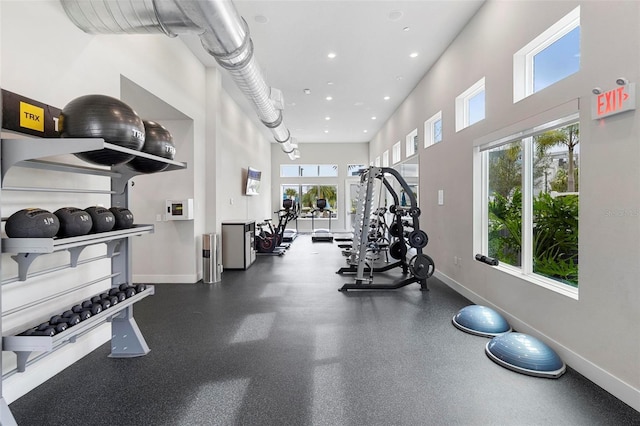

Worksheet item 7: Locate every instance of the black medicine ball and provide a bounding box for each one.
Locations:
[6,208,60,238]
[59,94,145,166]
[109,207,134,230]
[54,207,93,238]
[127,120,176,173]
[84,206,115,233]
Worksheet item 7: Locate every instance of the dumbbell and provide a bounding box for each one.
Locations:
[118,283,136,298]
[91,295,112,310]
[71,304,92,321]
[47,316,68,333]
[100,292,119,307]
[82,300,103,316]
[20,322,56,336]
[50,311,81,328]
[108,288,127,302]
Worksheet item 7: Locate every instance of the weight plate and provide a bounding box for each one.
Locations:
[409,206,421,217]
[408,230,429,249]
[409,254,435,280]
[389,240,407,260]
[389,222,402,238]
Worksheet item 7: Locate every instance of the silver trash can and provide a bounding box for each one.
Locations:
[202,233,222,283]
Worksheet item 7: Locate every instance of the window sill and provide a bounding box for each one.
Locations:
[491,263,579,301]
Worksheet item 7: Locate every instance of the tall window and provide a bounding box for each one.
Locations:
[281,184,338,218]
[514,6,580,102]
[456,77,485,131]
[478,114,579,291]
[392,141,401,164]
[425,111,443,148]
[382,150,389,167]
[406,129,418,157]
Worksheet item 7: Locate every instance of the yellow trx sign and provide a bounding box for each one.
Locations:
[19,101,44,132]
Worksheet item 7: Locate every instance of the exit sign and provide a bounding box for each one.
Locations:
[591,83,636,119]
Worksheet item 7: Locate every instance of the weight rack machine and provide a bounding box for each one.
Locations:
[337,166,435,291]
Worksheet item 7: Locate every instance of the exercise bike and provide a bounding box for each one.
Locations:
[255,199,299,255]
[255,219,285,255]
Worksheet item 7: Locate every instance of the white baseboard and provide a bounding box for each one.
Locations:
[434,270,640,413]
[133,274,199,284]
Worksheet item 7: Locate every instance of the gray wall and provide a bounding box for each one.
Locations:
[370,0,639,410]
[271,142,369,233]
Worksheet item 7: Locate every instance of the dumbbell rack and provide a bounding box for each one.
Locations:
[0,136,186,425]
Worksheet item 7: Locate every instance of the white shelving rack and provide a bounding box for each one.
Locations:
[0,137,187,425]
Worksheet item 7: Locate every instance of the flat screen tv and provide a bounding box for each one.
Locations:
[245,167,262,196]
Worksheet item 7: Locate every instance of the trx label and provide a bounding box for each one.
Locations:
[19,101,45,132]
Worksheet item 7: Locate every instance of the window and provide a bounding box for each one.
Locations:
[392,141,401,164]
[456,77,485,132]
[405,128,418,157]
[282,184,338,218]
[280,164,338,177]
[375,156,381,167]
[513,6,580,102]
[424,111,442,148]
[477,114,579,293]
[382,150,389,167]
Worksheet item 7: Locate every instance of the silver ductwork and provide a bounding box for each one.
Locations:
[60,0,300,159]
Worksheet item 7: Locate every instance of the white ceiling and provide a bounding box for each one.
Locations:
[181,0,485,145]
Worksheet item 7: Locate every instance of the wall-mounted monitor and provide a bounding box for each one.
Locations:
[245,167,262,196]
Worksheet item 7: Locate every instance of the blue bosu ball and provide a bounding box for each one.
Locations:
[452,305,512,337]
[485,332,566,378]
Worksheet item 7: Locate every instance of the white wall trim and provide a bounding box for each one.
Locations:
[133,274,199,284]
[433,270,640,412]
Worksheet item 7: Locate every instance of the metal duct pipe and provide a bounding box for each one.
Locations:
[60,0,300,159]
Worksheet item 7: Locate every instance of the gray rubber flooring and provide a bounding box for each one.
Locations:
[9,235,640,425]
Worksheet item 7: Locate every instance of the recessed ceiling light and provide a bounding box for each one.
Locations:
[371,116,377,120]
[327,52,336,59]
[324,130,329,133]
[304,88,311,95]
[326,96,333,101]
[403,26,410,32]
[327,81,334,85]
[363,130,368,133]
[409,52,419,58]
[383,96,390,101]
[395,76,403,81]
[254,15,268,24]
[325,116,331,121]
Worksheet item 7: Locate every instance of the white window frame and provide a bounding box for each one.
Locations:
[473,111,579,299]
[455,77,485,132]
[382,150,389,167]
[405,128,418,157]
[424,111,442,148]
[513,6,580,103]
[392,141,401,164]
[375,156,381,167]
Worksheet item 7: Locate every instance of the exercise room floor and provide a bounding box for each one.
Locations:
[9,235,640,425]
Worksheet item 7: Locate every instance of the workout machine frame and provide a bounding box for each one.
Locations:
[338,166,434,291]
